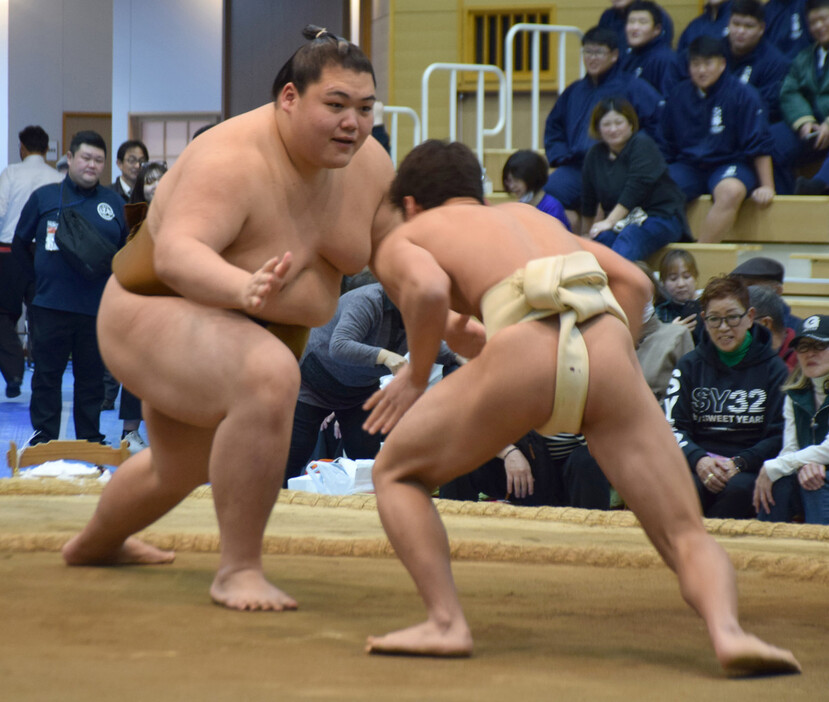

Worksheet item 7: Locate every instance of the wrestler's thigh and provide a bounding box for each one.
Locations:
[579,317,700,523]
[97,278,300,428]
[376,320,558,489]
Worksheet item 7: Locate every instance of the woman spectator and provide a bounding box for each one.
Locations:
[581,97,690,260]
[754,314,829,524]
[655,248,704,344]
[664,275,787,518]
[502,150,570,230]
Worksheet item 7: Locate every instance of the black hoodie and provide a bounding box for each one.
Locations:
[664,323,787,472]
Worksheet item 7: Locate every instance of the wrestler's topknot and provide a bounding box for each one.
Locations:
[271,24,375,99]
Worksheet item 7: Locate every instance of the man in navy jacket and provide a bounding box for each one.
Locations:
[620,0,682,97]
[543,26,664,225]
[724,0,800,192]
[662,36,775,242]
[12,131,127,445]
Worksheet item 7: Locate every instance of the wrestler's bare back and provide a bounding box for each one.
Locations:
[145,102,396,326]
[387,200,645,330]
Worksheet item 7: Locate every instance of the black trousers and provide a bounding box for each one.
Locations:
[0,249,25,386]
[29,305,104,442]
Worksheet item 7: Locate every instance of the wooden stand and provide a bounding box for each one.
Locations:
[7,439,131,477]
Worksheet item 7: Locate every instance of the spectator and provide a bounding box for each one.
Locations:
[664,275,787,518]
[764,0,811,60]
[621,1,681,97]
[655,248,704,344]
[11,131,128,445]
[581,97,690,261]
[110,139,148,202]
[598,0,674,50]
[101,139,150,410]
[724,0,800,193]
[754,314,829,524]
[663,36,775,243]
[114,160,169,454]
[284,282,459,484]
[782,0,829,194]
[0,125,62,398]
[501,150,570,230]
[677,0,732,52]
[730,256,802,332]
[543,26,665,226]
[747,284,798,371]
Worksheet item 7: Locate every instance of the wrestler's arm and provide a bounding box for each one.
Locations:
[151,157,286,311]
[364,230,451,434]
[577,236,651,341]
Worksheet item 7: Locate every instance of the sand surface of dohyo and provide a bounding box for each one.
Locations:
[0,481,827,702]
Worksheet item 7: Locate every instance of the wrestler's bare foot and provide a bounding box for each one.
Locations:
[366,619,473,657]
[210,568,298,612]
[62,534,175,566]
[716,631,801,677]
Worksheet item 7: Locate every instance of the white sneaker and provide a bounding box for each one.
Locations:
[123,430,148,454]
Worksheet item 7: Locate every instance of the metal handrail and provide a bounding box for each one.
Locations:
[504,24,585,150]
[382,105,421,168]
[421,62,506,163]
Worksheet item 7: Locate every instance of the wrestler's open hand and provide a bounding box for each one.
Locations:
[242,252,293,313]
[362,365,426,435]
[444,312,486,359]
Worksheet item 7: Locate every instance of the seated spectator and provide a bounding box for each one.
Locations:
[781,0,829,194]
[599,0,674,50]
[581,97,690,261]
[501,150,571,230]
[747,284,798,370]
[284,282,459,484]
[724,0,800,193]
[764,0,811,60]
[730,256,802,331]
[754,314,829,524]
[655,248,704,344]
[664,275,787,519]
[677,0,732,52]
[439,432,567,507]
[663,36,775,243]
[543,26,665,225]
[621,1,682,97]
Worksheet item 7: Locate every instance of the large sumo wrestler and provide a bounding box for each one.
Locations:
[361,139,801,676]
[61,28,406,612]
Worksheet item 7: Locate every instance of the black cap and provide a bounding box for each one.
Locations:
[792,314,829,345]
[730,257,784,283]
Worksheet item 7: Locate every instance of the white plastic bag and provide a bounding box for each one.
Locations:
[292,457,374,495]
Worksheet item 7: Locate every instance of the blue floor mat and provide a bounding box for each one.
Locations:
[0,363,125,478]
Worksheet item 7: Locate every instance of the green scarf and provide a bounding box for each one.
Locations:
[716,330,752,367]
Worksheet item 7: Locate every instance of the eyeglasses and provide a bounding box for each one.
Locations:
[123,156,146,166]
[703,311,747,328]
[795,340,829,354]
[582,48,611,57]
